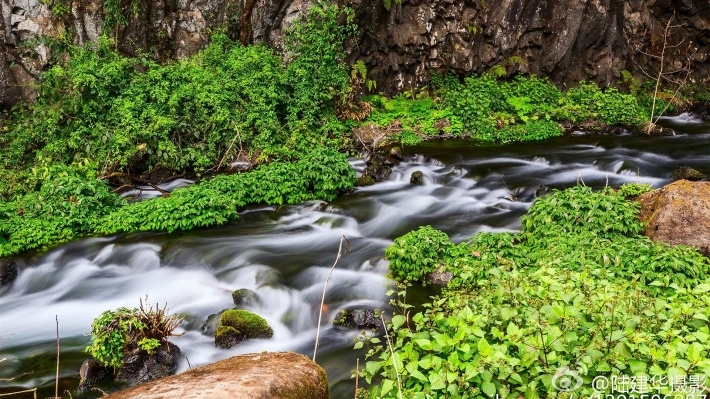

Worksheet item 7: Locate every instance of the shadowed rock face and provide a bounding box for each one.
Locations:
[0,0,708,105]
[103,352,329,399]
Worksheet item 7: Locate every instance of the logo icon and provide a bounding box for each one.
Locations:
[552,365,586,392]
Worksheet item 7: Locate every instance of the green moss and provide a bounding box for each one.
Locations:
[220,309,274,339]
[355,176,375,186]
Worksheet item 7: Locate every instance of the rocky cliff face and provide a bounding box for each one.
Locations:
[0,0,708,106]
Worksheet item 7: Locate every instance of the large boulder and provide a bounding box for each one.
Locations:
[637,180,710,256]
[103,352,329,399]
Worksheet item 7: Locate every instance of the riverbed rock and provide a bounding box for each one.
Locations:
[410,170,424,185]
[670,166,706,182]
[0,258,18,286]
[232,288,260,307]
[199,310,225,337]
[389,146,404,161]
[103,352,329,399]
[214,309,273,349]
[77,359,109,392]
[363,153,396,182]
[333,308,384,333]
[115,342,181,386]
[355,175,376,187]
[426,265,453,286]
[637,180,710,256]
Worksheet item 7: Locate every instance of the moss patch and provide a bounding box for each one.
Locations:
[220,309,274,339]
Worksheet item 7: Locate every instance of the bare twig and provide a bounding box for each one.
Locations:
[55,315,60,399]
[313,235,352,361]
[217,127,244,172]
[355,358,360,399]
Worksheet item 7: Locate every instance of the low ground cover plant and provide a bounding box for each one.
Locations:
[362,184,710,398]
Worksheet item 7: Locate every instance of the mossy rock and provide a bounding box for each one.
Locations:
[355,176,375,187]
[215,325,245,349]
[232,288,259,307]
[670,166,706,182]
[215,309,273,349]
[410,170,424,185]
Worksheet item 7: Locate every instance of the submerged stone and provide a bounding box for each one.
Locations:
[355,175,376,186]
[333,308,384,333]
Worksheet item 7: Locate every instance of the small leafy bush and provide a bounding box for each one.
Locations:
[385,226,453,282]
[616,182,653,199]
[520,185,644,240]
[86,300,183,368]
[557,82,648,126]
[363,95,464,141]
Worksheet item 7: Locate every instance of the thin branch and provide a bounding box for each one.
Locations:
[55,316,60,399]
[313,235,352,361]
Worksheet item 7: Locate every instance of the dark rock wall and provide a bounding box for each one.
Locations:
[0,0,708,105]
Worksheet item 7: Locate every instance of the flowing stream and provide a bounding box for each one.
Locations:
[1,114,709,398]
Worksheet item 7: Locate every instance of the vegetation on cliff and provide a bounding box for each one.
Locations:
[359,184,710,398]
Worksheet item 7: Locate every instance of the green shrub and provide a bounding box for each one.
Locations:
[557,82,648,126]
[1,148,354,257]
[363,95,464,141]
[385,226,453,282]
[520,185,644,240]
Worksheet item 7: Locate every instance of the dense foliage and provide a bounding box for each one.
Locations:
[361,75,650,145]
[363,184,710,398]
[0,148,354,256]
[2,14,351,184]
[0,4,357,257]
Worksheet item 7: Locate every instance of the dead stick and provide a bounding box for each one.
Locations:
[355,358,359,398]
[55,315,60,399]
[313,235,352,361]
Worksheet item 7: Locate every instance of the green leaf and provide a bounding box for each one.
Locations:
[481,381,497,397]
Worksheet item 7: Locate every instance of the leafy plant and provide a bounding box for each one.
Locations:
[86,299,183,368]
[385,226,453,282]
[360,266,710,399]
